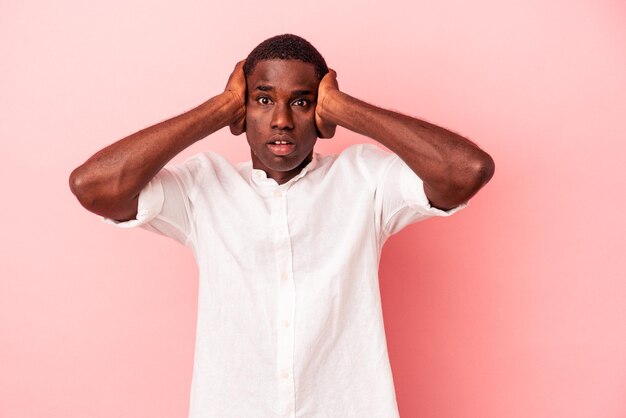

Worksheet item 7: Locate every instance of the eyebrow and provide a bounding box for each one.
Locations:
[255,85,314,96]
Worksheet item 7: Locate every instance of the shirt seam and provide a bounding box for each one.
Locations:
[379,154,405,240]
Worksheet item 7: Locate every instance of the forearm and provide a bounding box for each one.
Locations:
[319,90,494,209]
[70,91,242,218]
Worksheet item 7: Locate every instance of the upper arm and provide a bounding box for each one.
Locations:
[100,164,196,247]
[359,145,467,238]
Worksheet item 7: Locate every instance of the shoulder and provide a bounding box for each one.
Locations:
[168,151,237,177]
[332,143,398,180]
[309,143,399,190]
[158,151,241,194]
[177,151,231,169]
[334,143,396,165]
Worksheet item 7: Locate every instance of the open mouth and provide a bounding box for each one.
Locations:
[267,137,296,156]
[268,139,293,145]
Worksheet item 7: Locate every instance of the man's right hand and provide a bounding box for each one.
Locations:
[226,60,247,136]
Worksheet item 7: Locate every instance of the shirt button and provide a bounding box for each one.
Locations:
[282,371,290,379]
[283,320,290,328]
[273,190,283,198]
[281,272,289,281]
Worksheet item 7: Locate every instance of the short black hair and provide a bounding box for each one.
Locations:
[243,34,329,81]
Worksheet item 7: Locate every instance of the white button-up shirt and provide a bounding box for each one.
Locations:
[106,143,466,418]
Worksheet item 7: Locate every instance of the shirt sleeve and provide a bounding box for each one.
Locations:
[101,161,198,247]
[358,144,468,239]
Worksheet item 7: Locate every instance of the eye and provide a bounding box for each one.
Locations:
[256,97,272,105]
[293,99,309,107]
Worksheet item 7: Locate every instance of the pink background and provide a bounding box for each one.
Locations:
[2,0,625,417]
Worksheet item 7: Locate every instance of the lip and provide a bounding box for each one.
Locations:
[267,135,296,156]
[266,135,295,145]
[267,142,296,156]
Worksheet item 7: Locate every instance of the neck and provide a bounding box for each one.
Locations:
[253,152,314,185]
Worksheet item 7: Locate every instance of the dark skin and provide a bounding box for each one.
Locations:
[238,59,494,208]
[315,68,495,210]
[244,60,320,185]
[69,59,494,220]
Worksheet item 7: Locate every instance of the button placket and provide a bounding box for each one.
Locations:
[270,187,296,417]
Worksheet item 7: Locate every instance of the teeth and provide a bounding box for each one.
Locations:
[273,141,290,145]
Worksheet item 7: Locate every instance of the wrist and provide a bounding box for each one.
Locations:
[225,88,245,108]
[226,90,246,125]
[318,90,346,125]
[198,92,244,128]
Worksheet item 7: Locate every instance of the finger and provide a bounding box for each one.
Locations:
[328,69,338,87]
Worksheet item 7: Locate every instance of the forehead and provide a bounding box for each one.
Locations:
[248,60,318,91]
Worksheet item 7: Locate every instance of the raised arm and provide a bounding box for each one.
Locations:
[69,61,247,221]
[315,70,495,211]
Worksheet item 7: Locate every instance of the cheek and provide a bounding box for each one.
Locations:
[295,112,317,134]
[245,115,259,131]
[246,110,265,131]
[245,118,266,146]
[245,113,255,127]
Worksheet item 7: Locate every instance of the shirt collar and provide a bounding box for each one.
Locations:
[248,152,321,188]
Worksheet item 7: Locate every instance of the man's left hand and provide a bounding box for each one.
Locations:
[315,69,339,139]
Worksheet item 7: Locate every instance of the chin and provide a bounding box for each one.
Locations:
[251,144,312,172]
[268,157,305,172]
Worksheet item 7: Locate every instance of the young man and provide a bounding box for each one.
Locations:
[70,34,494,418]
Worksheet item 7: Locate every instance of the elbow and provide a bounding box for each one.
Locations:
[472,152,495,188]
[449,152,495,203]
[462,152,495,197]
[69,165,113,213]
[69,166,86,200]
[69,166,138,220]
[425,152,495,210]
[69,166,96,210]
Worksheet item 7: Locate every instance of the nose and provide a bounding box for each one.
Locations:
[271,103,294,131]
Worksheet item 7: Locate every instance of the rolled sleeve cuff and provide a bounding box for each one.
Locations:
[101,177,165,228]
[400,163,468,216]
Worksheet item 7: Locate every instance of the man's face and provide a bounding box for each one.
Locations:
[245,59,320,184]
